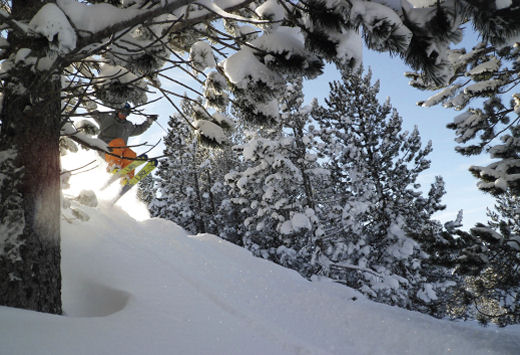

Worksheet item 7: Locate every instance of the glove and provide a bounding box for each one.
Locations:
[147,114,158,123]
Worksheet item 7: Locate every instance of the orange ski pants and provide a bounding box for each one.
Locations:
[105,138,137,178]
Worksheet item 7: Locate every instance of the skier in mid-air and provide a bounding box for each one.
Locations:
[91,103,157,179]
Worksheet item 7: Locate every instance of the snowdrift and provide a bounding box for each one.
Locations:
[1,202,519,355]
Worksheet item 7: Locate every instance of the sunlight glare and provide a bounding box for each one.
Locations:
[61,149,151,221]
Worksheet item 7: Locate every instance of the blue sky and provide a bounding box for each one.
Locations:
[133,26,495,230]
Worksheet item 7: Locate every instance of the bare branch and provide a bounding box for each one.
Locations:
[60,160,98,176]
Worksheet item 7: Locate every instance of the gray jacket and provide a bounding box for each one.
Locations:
[91,110,152,145]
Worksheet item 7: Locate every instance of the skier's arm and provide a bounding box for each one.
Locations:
[129,117,154,136]
[90,110,108,125]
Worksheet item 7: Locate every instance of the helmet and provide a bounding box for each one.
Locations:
[121,102,131,115]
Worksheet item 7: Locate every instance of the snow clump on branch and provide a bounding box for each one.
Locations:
[29,3,77,54]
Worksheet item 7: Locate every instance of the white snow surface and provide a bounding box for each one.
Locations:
[190,41,217,71]
[1,157,520,354]
[194,119,227,145]
[467,57,500,77]
[96,64,140,85]
[334,29,363,67]
[222,47,282,89]
[251,26,307,57]
[374,0,438,12]
[351,1,412,48]
[57,0,140,36]
[406,0,438,7]
[29,3,76,53]
[495,0,513,10]
[255,0,287,23]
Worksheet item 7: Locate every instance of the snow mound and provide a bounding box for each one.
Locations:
[0,201,519,354]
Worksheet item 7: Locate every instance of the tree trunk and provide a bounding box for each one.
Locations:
[192,169,206,233]
[0,0,62,314]
[293,125,315,210]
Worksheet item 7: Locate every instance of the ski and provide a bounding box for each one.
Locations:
[111,159,158,204]
[101,156,148,190]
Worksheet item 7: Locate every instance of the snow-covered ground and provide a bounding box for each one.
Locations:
[1,197,519,354]
[1,151,520,355]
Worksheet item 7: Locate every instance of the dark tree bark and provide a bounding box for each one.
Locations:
[0,0,62,314]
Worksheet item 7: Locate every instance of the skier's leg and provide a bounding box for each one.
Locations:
[120,148,137,178]
[111,159,157,204]
[105,138,126,172]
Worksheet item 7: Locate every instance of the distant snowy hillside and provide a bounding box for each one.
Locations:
[1,198,519,354]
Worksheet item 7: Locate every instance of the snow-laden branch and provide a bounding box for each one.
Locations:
[58,0,256,58]
[57,0,195,54]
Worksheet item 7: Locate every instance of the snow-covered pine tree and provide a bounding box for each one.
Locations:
[150,99,237,235]
[137,175,155,206]
[445,192,520,326]
[205,134,248,245]
[488,192,520,233]
[276,79,327,275]
[150,105,209,234]
[311,67,449,311]
[226,80,324,277]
